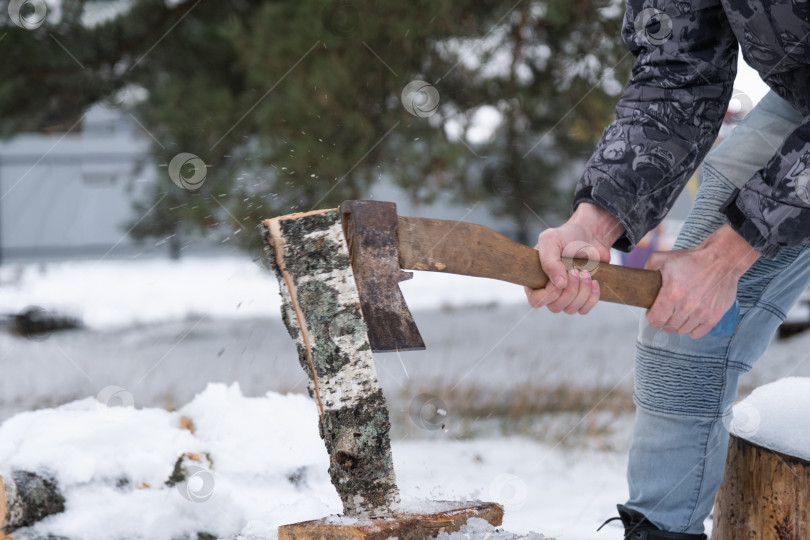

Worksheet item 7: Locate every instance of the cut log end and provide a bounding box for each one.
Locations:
[278,501,504,540]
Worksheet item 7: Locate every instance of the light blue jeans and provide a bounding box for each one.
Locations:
[625,91,808,535]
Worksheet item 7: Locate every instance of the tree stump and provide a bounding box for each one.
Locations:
[263,209,400,518]
[0,470,65,534]
[713,434,810,539]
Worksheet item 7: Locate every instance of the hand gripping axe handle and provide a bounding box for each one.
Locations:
[340,200,662,353]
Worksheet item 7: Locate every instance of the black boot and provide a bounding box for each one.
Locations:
[598,504,708,540]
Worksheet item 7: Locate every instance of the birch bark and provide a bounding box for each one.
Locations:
[263,209,400,517]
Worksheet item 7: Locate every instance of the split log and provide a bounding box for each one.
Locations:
[713,434,810,539]
[278,501,504,540]
[263,209,400,518]
[0,470,65,533]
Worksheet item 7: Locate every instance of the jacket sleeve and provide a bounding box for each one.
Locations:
[721,118,810,258]
[573,0,738,252]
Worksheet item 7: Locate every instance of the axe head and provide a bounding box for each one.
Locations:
[340,200,425,353]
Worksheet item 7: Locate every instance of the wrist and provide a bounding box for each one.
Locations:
[701,223,761,277]
[570,203,626,247]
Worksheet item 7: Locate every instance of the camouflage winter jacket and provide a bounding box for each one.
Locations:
[574,0,810,258]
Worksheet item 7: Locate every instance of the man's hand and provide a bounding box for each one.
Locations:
[525,203,625,314]
[645,223,760,339]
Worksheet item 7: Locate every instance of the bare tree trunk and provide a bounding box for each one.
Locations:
[714,434,810,539]
[263,209,400,518]
[1,470,65,533]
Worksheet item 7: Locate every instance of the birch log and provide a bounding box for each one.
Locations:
[0,470,65,533]
[263,209,400,518]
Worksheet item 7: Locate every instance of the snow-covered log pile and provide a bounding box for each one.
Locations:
[263,209,400,518]
[714,377,810,539]
[0,384,342,539]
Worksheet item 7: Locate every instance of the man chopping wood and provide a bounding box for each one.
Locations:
[525,0,809,538]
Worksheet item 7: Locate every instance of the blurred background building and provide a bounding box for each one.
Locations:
[0,105,154,263]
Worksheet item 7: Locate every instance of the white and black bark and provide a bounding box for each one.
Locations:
[263,209,400,518]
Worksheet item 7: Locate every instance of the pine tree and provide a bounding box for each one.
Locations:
[2,0,629,251]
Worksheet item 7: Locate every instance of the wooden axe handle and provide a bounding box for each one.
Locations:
[397,216,662,309]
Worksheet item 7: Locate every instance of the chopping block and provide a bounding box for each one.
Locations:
[278,501,504,540]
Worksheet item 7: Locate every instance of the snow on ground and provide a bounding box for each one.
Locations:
[0,256,527,330]
[729,377,810,461]
[0,383,628,540]
[3,256,810,538]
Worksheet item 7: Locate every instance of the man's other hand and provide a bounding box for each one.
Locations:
[645,223,760,339]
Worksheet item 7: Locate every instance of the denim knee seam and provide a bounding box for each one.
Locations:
[634,343,730,418]
[682,418,716,531]
[684,415,730,531]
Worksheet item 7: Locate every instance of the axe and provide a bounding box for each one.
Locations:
[340,199,662,353]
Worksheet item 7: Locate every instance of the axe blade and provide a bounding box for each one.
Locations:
[340,200,426,353]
